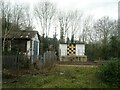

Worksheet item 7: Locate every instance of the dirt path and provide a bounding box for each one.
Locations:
[56,64,98,67]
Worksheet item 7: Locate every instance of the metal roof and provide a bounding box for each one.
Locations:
[3,30,39,40]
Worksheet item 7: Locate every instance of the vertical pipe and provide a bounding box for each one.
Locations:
[118,1,120,38]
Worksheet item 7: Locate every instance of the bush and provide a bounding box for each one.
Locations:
[98,59,120,87]
[2,48,19,55]
[19,54,31,69]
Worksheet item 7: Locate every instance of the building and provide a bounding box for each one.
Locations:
[2,30,40,63]
[59,43,87,62]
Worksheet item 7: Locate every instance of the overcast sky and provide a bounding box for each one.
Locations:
[9,0,120,39]
[11,0,119,19]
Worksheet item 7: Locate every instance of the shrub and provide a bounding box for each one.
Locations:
[19,54,31,69]
[2,47,19,55]
[98,59,120,87]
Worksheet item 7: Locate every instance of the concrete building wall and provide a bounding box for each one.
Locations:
[59,44,67,56]
[76,44,85,56]
[59,43,87,62]
[59,44,85,57]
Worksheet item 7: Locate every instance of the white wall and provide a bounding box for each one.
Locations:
[27,41,31,56]
[76,44,85,56]
[32,34,40,56]
[26,34,40,63]
[32,34,39,42]
[59,44,85,57]
[59,44,67,56]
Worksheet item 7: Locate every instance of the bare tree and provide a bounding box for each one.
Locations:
[69,10,83,39]
[34,1,56,37]
[80,15,94,43]
[1,0,13,51]
[58,10,83,43]
[94,16,117,44]
[0,0,25,51]
[58,11,71,42]
[22,5,34,30]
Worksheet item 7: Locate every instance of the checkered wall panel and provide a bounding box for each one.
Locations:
[67,44,76,55]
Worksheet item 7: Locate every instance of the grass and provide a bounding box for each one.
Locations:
[2,65,116,88]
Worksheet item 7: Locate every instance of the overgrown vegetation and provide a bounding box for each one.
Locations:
[3,66,116,88]
[18,54,31,69]
[98,59,120,87]
[86,36,120,61]
[1,0,120,88]
[1,0,119,61]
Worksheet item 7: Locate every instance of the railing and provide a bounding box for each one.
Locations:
[3,55,20,69]
[43,51,57,67]
[2,51,57,69]
[2,55,30,69]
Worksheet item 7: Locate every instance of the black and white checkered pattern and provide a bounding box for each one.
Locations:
[67,44,76,55]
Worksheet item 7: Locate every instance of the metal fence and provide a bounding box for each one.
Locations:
[3,55,19,69]
[43,51,57,67]
[2,55,30,69]
[2,51,57,69]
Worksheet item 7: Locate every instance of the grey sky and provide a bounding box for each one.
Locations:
[10,0,119,19]
[8,0,119,38]
[54,0,119,19]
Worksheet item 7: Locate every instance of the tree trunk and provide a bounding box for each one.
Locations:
[2,38,6,52]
